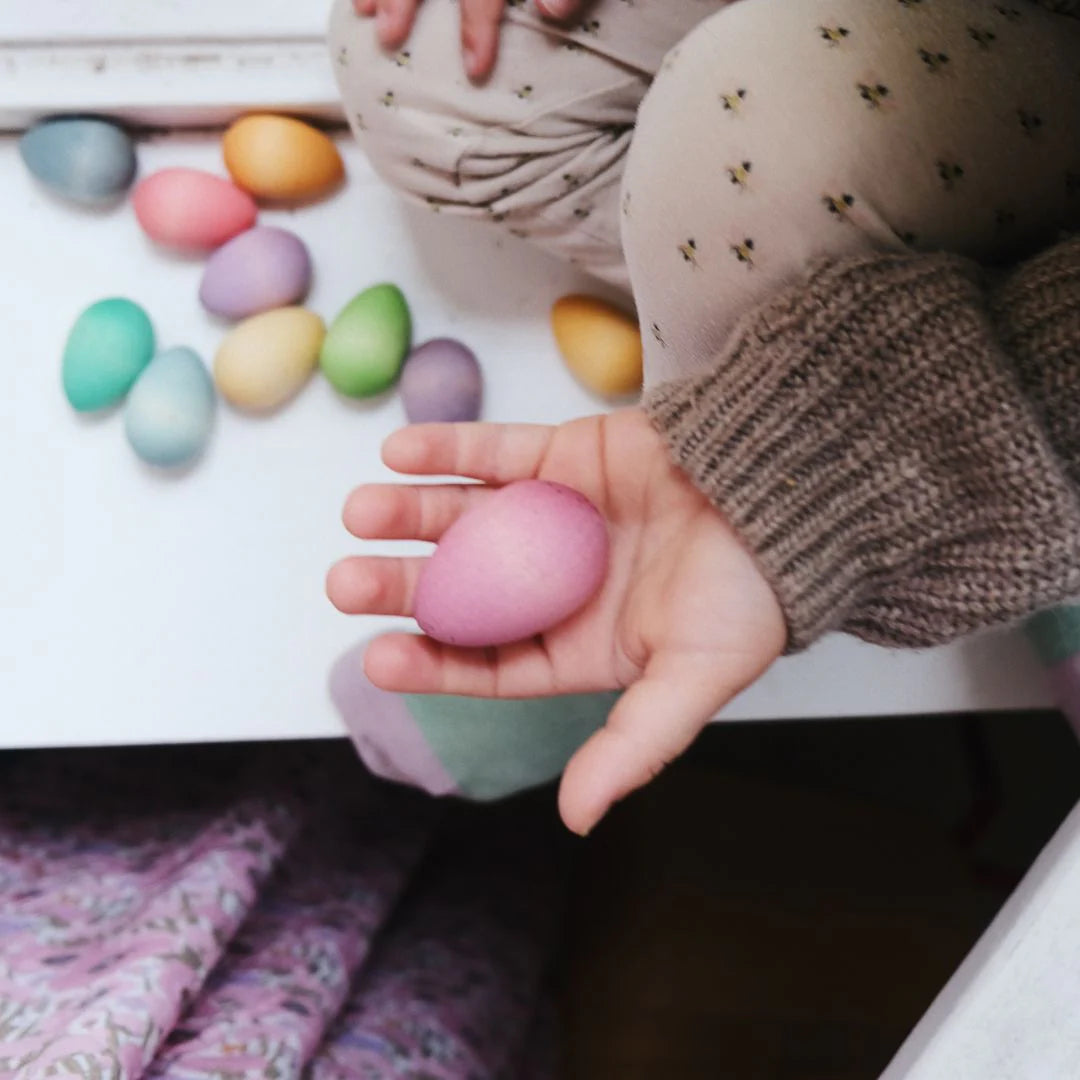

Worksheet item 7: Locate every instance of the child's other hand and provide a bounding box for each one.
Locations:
[352,0,582,80]
[327,409,786,835]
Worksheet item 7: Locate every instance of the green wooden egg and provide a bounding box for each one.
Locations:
[319,283,411,398]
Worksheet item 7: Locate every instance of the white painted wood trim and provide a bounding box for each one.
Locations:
[0,36,344,131]
[884,797,1080,1079]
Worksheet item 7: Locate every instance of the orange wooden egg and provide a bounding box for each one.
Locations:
[551,295,643,398]
[223,114,344,202]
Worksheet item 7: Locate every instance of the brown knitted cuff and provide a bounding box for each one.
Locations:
[645,251,1080,652]
[992,234,1080,489]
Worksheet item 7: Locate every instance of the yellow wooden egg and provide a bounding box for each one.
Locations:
[214,307,325,412]
[550,295,643,398]
[223,114,344,201]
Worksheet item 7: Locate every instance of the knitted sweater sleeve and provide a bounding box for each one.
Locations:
[992,235,1080,491]
[643,250,1080,652]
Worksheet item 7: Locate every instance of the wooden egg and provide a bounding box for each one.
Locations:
[551,295,643,399]
[223,114,344,202]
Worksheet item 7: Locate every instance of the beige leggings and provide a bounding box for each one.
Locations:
[328,0,1080,386]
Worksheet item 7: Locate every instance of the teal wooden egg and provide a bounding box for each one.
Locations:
[319,283,411,398]
[62,298,155,412]
[124,347,216,468]
[20,117,137,205]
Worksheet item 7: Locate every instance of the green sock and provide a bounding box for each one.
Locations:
[330,641,618,801]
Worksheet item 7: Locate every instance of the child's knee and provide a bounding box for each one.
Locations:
[329,0,465,209]
[328,0,644,225]
[623,0,1080,344]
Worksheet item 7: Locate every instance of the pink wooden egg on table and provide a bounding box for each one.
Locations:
[132,168,257,252]
[414,479,609,648]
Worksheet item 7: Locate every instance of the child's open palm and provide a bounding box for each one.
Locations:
[327,409,786,833]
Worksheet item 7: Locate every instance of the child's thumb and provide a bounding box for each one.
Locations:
[558,653,738,836]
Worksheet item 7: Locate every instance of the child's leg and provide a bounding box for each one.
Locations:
[622,0,1080,387]
[327,0,728,289]
[331,641,619,801]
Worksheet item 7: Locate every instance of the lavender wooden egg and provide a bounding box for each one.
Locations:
[414,480,609,648]
[400,338,483,424]
[199,226,312,320]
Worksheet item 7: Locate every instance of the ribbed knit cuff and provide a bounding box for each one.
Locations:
[992,234,1080,490]
[645,251,1080,652]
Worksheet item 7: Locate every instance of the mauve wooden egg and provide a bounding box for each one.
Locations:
[400,338,483,423]
[414,480,609,648]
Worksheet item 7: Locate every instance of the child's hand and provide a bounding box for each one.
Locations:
[352,0,582,80]
[327,409,786,834]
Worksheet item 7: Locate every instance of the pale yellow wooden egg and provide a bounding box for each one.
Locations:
[550,295,643,398]
[214,307,325,412]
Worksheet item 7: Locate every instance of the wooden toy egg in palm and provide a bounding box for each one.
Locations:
[414,480,609,648]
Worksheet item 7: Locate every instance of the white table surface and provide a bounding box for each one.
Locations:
[0,133,1054,751]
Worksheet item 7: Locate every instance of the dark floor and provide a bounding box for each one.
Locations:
[560,710,1080,1080]
[2,710,1077,1079]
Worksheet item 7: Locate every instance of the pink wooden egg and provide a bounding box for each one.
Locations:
[132,168,257,252]
[414,480,609,648]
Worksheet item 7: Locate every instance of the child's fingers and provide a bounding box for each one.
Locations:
[382,423,556,483]
[326,556,427,616]
[366,634,499,695]
[460,0,504,80]
[353,0,377,16]
[534,0,582,20]
[374,0,419,48]
[363,632,608,697]
[557,653,738,836]
[343,483,489,542]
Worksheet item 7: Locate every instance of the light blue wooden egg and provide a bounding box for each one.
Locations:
[124,347,216,468]
[20,117,137,205]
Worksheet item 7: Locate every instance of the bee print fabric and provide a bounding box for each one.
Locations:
[329,0,1080,387]
[329,0,730,291]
